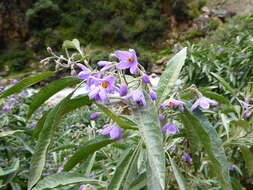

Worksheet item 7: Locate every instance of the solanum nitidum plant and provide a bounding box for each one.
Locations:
[1,39,252,190]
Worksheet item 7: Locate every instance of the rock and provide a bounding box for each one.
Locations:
[156,56,169,65]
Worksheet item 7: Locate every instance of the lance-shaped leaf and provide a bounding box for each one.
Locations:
[64,136,114,171]
[157,47,187,104]
[0,72,54,99]
[133,92,165,190]
[129,172,146,190]
[168,154,186,190]
[28,91,75,190]
[108,148,135,190]
[27,77,82,118]
[180,109,232,189]
[240,146,253,176]
[32,172,106,190]
[32,95,92,139]
[211,72,236,96]
[0,130,23,137]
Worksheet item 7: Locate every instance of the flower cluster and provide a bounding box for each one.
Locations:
[76,49,220,145]
[76,49,158,140]
[77,49,155,105]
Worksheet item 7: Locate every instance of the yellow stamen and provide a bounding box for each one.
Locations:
[101,81,108,88]
[168,101,174,107]
[128,57,134,63]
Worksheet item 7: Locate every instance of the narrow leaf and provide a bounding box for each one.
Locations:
[157,47,187,104]
[27,77,82,118]
[133,92,165,190]
[28,92,75,190]
[0,130,23,137]
[240,146,253,176]
[129,173,147,190]
[180,109,232,189]
[32,172,106,190]
[0,72,54,99]
[168,154,186,190]
[64,136,114,171]
[108,148,135,190]
[211,72,236,96]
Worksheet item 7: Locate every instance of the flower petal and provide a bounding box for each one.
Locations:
[190,100,200,111]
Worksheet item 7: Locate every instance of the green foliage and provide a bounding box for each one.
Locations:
[26,0,61,29]
[157,47,187,104]
[184,14,253,90]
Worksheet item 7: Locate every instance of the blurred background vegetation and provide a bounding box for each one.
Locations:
[0,0,252,86]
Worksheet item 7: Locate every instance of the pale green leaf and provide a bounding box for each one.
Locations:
[0,72,54,99]
[133,91,165,190]
[157,47,187,104]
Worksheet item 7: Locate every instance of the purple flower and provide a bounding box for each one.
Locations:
[126,90,146,106]
[77,63,91,79]
[239,100,252,118]
[100,125,122,139]
[114,49,138,74]
[118,84,128,96]
[31,121,37,127]
[182,153,192,163]
[18,91,26,97]
[42,173,50,177]
[161,123,179,135]
[229,164,238,171]
[3,105,12,111]
[159,114,166,121]
[56,165,63,174]
[160,98,186,112]
[97,61,114,71]
[8,97,18,103]
[88,75,117,102]
[191,97,218,111]
[142,74,150,83]
[169,146,176,151]
[0,86,5,93]
[11,79,18,84]
[79,185,86,190]
[90,112,101,119]
[148,90,157,100]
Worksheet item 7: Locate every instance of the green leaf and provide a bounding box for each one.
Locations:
[61,95,93,115]
[133,91,165,190]
[62,39,83,56]
[32,110,50,139]
[0,130,23,137]
[129,173,146,190]
[0,72,54,99]
[157,47,187,104]
[27,77,82,118]
[32,95,92,139]
[0,159,19,176]
[32,172,106,190]
[63,136,114,171]
[240,146,253,176]
[108,148,135,190]
[168,154,186,190]
[123,144,141,190]
[27,91,75,190]
[96,103,137,129]
[180,109,232,189]
[211,72,236,96]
